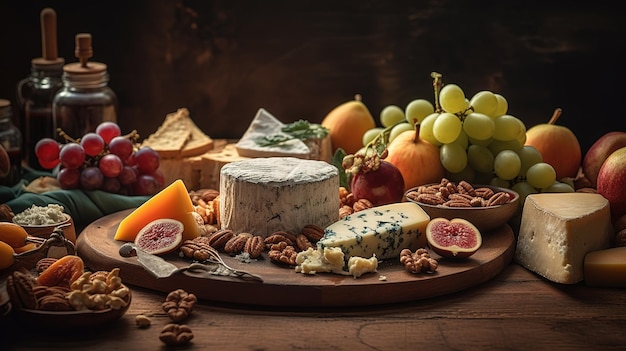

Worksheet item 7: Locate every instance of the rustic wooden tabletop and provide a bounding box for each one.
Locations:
[2,263,624,351]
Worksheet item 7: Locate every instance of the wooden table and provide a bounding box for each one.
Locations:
[2,262,624,350]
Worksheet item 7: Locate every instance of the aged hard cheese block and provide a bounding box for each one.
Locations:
[514,193,614,284]
[317,202,430,261]
[198,143,249,190]
[236,108,311,158]
[584,246,626,288]
[219,157,338,237]
[158,155,203,192]
[114,179,200,242]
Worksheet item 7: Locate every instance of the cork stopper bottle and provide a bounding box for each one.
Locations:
[52,33,118,142]
[16,8,65,169]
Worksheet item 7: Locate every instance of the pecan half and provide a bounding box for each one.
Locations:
[301,224,325,242]
[416,193,445,205]
[224,233,252,254]
[264,232,295,249]
[35,257,58,273]
[244,235,264,258]
[474,187,495,199]
[179,237,213,261]
[6,270,39,310]
[207,229,234,250]
[295,234,313,251]
[443,199,471,207]
[487,192,511,206]
[457,180,476,196]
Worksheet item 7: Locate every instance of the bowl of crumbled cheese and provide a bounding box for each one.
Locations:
[12,204,76,244]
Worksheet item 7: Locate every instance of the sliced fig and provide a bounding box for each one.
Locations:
[134,219,184,255]
[426,218,482,259]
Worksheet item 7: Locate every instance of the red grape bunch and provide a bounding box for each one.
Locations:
[34,121,164,195]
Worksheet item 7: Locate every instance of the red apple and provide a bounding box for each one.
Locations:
[351,160,405,206]
[525,108,582,179]
[596,146,626,220]
[582,131,626,188]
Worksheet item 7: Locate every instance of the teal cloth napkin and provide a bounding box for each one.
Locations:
[1,169,150,230]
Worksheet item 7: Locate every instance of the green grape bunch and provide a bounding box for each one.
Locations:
[361,72,575,206]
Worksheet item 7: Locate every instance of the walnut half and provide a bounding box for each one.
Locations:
[400,248,438,274]
[159,324,194,346]
[162,289,198,323]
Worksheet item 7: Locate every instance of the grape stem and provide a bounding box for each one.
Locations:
[56,128,79,143]
[431,72,444,113]
[547,108,563,125]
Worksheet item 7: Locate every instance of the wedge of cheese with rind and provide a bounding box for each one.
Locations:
[235,108,311,159]
[114,179,200,242]
[317,202,430,261]
[514,193,614,284]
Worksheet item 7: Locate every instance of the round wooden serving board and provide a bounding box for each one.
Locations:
[77,209,516,308]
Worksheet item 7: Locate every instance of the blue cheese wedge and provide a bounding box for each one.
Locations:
[317,203,430,261]
[235,108,311,158]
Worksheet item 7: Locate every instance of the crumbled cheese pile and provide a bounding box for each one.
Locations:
[13,204,67,225]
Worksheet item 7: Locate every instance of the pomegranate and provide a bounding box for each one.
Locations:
[426,218,482,259]
[350,160,405,206]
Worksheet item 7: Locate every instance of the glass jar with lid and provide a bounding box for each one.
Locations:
[0,99,23,186]
[16,8,65,169]
[52,33,117,142]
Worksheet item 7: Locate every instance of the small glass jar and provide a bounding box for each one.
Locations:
[52,33,117,142]
[0,99,23,186]
[52,64,118,141]
[16,58,64,169]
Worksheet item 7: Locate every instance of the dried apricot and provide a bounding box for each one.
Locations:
[37,255,85,288]
[0,241,15,270]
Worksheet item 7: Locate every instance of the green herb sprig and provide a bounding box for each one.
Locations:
[255,120,329,147]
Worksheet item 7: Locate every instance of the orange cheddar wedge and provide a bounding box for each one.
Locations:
[114,179,200,242]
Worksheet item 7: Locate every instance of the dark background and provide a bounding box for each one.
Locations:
[1,0,624,154]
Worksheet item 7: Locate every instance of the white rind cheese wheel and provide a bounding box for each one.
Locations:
[219,157,339,237]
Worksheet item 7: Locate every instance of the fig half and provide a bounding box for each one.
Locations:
[134,219,184,255]
[426,218,482,259]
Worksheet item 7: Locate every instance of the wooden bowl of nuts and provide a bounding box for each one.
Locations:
[405,180,520,233]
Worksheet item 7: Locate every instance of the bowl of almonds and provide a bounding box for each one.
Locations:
[405,179,520,232]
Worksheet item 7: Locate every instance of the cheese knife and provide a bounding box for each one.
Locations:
[118,243,263,282]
